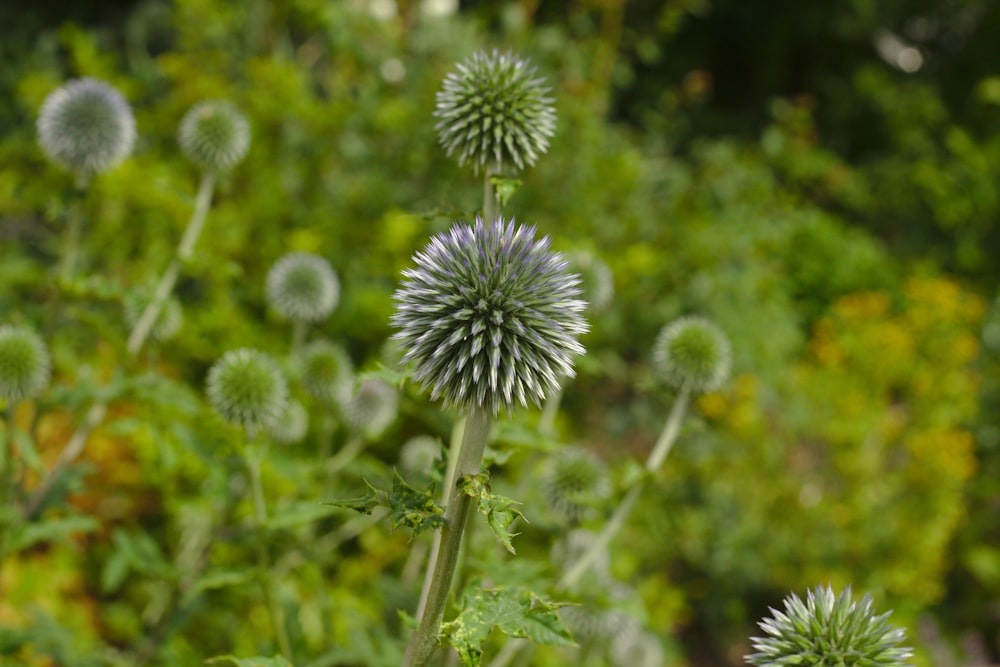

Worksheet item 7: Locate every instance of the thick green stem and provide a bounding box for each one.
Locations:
[128,171,215,355]
[403,407,491,667]
[483,171,498,223]
[244,444,294,661]
[291,320,307,357]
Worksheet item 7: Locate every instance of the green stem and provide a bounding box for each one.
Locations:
[537,382,564,438]
[291,320,307,357]
[127,170,216,356]
[557,386,690,590]
[0,403,17,592]
[58,175,90,283]
[244,443,294,661]
[326,436,365,477]
[403,407,491,667]
[483,170,498,223]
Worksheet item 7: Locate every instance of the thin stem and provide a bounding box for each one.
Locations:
[0,403,18,592]
[291,320,307,357]
[58,175,90,283]
[244,443,294,661]
[557,386,691,590]
[483,170,498,223]
[537,382,564,438]
[403,407,491,667]
[326,435,365,477]
[413,415,466,621]
[128,171,216,356]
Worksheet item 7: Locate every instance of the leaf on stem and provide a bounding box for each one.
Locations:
[440,585,574,667]
[325,472,446,536]
[457,472,525,554]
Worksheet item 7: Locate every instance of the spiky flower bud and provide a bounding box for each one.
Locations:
[434,49,556,173]
[343,377,399,440]
[300,340,353,405]
[37,78,136,178]
[266,399,309,444]
[566,250,614,313]
[178,100,250,172]
[391,217,588,415]
[398,435,441,482]
[652,316,731,393]
[266,252,339,323]
[541,447,611,524]
[0,325,51,402]
[746,586,913,667]
[124,294,183,342]
[206,348,288,437]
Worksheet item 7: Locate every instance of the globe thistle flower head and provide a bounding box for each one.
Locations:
[266,399,309,445]
[398,435,442,483]
[343,377,399,440]
[0,325,51,402]
[37,78,136,178]
[300,340,353,405]
[653,316,731,393]
[178,100,250,172]
[266,252,340,323]
[391,217,588,415]
[746,585,913,667]
[124,294,183,342]
[434,49,556,174]
[566,249,614,313]
[206,348,288,438]
[541,447,612,524]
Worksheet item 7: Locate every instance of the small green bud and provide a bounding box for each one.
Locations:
[398,435,441,483]
[37,78,136,178]
[300,340,353,405]
[342,377,398,440]
[566,249,614,313]
[266,399,309,445]
[178,100,250,172]
[266,252,340,324]
[652,316,731,393]
[541,447,611,524]
[0,325,51,402]
[206,348,288,437]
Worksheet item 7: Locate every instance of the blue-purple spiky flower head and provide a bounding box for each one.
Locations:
[391,217,587,415]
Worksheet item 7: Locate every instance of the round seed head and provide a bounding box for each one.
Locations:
[541,447,611,524]
[37,78,136,178]
[0,325,51,402]
[391,217,588,415]
[206,348,288,437]
[266,399,309,444]
[610,623,665,667]
[300,340,353,405]
[398,435,442,482]
[266,252,340,323]
[746,585,913,667]
[652,316,731,393]
[434,49,556,174]
[124,294,183,342]
[566,250,614,313]
[343,377,399,440]
[178,100,250,172]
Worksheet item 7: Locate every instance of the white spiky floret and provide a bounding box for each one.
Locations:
[391,217,588,415]
[434,49,556,174]
[37,78,136,177]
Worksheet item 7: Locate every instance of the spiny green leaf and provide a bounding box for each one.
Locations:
[457,472,525,554]
[325,473,445,536]
[441,585,574,667]
[489,175,522,208]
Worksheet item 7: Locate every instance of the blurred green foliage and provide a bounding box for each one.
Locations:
[2,0,1000,666]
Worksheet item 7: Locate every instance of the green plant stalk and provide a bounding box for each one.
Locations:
[0,403,17,591]
[558,385,690,589]
[58,174,91,283]
[25,172,217,517]
[403,407,490,667]
[245,442,294,661]
[483,170,498,223]
[326,435,365,477]
[291,319,307,357]
[128,170,216,355]
[537,382,564,438]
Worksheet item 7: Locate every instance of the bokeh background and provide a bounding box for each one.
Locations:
[2,0,1000,665]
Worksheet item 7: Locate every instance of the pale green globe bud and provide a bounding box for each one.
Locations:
[266,399,309,445]
[178,100,250,172]
[266,252,339,324]
[300,340,353,405]
[541,447,611,524]
[0,325,51,402]
[652,316,731,393]
[206,348,288,437]
[342,377,398,440]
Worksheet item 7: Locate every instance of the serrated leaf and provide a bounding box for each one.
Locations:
[457,473,524,554]
[325,473,445,536]
[441,586,574,667]
[206,655,293,667]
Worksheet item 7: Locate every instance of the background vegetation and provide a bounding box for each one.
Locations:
[2,0,1000,665]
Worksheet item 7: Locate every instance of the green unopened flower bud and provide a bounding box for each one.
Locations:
[392,217,588,414]
[266,399,309,444]
[206,348,288,437]
[398,435,441,482]
[652,316,731,393]
[435,49,556,173]
[266,252,339,323]
[124,294,183,342]
[541,447,611,524]
[0,325,51,402]
[343,377,398,440]
[300,340,353,405]
[746,585,913,667]
[37,78,136,178]
[566,249,614,313]
[178,100,250,172]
